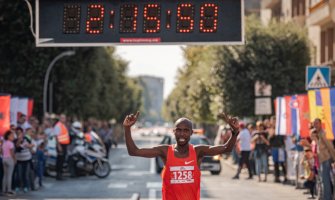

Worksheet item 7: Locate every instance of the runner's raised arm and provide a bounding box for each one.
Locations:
[196,113,240,158]
[123,111,167,159]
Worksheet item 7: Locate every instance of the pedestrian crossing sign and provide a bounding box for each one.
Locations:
[306,66,331,90]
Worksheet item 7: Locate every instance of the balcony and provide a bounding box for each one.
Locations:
[261,0,281,9]
[307,0,332,25]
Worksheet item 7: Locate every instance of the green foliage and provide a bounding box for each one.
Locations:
[213,16,310,116]
[0,1,141,121]
[163,46,218,124]
[164,16,311,121]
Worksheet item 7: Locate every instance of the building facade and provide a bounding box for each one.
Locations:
[261,0,335,79]
[138,75,164,123]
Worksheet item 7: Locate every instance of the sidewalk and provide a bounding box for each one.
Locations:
[221,156,309,194]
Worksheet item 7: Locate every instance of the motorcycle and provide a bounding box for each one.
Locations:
[46,131,111,178]
[68,131,111,178]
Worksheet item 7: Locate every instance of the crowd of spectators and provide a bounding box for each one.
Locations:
[216,117,335,200]
[0,113,117,196]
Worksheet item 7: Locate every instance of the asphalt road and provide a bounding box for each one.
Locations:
[5,135,308,200]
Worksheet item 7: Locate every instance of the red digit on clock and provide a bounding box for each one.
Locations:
[176,4,194,33]
[86,4,104,34]
[143,4,161,33]
[200,3,218,33]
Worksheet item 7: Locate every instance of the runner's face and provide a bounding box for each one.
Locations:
[174,122,192,146]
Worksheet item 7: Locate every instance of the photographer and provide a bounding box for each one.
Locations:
[251,121,270,182]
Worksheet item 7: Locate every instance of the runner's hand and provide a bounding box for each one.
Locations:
[218,112,239,133]
[123,111,140,128]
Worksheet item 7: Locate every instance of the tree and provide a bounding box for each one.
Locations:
[163,46,218,124]
[212,16,310,117]
[0,1,142,121]
[164,16,311,121]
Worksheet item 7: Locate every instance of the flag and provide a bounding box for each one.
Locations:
[28,99,34,118]
[10,97,19,126]
[320,88,335,140]
[0,95,11,135]
[308,88,335,140]
[297,94,310,138]
[276,94,310,137]
[288,95,300,136]
[275,97,287,135]
[284,96,292,135]
[17,97,29,118]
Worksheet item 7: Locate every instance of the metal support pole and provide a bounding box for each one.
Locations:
[43,51,75,115]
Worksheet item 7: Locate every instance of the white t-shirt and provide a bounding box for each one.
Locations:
[238,128,251,151]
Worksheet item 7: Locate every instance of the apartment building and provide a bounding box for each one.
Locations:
[261,0,335,75]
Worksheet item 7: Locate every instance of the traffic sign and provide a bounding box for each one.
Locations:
[36,0,244,46]
[254,81,272,97]
[255,97,272,115]
[306,66,331,90]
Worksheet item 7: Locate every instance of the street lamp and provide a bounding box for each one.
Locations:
[43,50,75,115]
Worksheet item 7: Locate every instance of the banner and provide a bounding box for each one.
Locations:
[308,88,335,140]
[0,95,11,135]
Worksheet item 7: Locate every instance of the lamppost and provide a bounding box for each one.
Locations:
[43,50,75,115]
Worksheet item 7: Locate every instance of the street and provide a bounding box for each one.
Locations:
[8,135,307,200]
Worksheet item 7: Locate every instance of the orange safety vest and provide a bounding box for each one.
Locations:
[56,122,70,145]
[85,132,92,143]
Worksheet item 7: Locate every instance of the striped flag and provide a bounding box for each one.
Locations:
[275,94,310,137]
[308,88,335,140]
[275,97,287,135]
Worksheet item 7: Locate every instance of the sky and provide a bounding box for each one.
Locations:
[116,46,185,99]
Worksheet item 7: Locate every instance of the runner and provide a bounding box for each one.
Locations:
[123,111,239,200]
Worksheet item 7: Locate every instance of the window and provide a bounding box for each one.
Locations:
[321,31,326,63]
[328,28,334,61]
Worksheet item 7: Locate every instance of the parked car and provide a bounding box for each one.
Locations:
[155,133,222,175]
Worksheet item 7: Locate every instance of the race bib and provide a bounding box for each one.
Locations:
[170,166,194,184]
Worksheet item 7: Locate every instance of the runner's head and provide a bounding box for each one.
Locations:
[173,118,193,146]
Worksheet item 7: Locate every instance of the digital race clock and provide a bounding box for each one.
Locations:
[36,0,244,46]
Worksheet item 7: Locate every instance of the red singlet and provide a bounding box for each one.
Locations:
[162,144,201,200]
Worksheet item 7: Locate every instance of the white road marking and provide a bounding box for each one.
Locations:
[148,189,156,200]
[131,193,141,200]
[128,171,153,176]
[150,158,155,174]
[107,183,128,188]
[146,182,162,189]
[111,165,135,170]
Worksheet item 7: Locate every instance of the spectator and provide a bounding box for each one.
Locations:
[17,114,31,132]
[252,121,270,182]
[14,128,34,193]
[292,134,305,188]
[36,142,46,187]
[269,131,287,183]
[302,148,316,199]
[98,121,115,158]
[313,118,335,200]
[232,122,253,180]
[2,131,16,196]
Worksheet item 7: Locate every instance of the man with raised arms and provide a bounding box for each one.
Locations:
[123,111,240,200]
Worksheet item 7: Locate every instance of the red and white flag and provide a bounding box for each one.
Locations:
[0,95,11,135]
